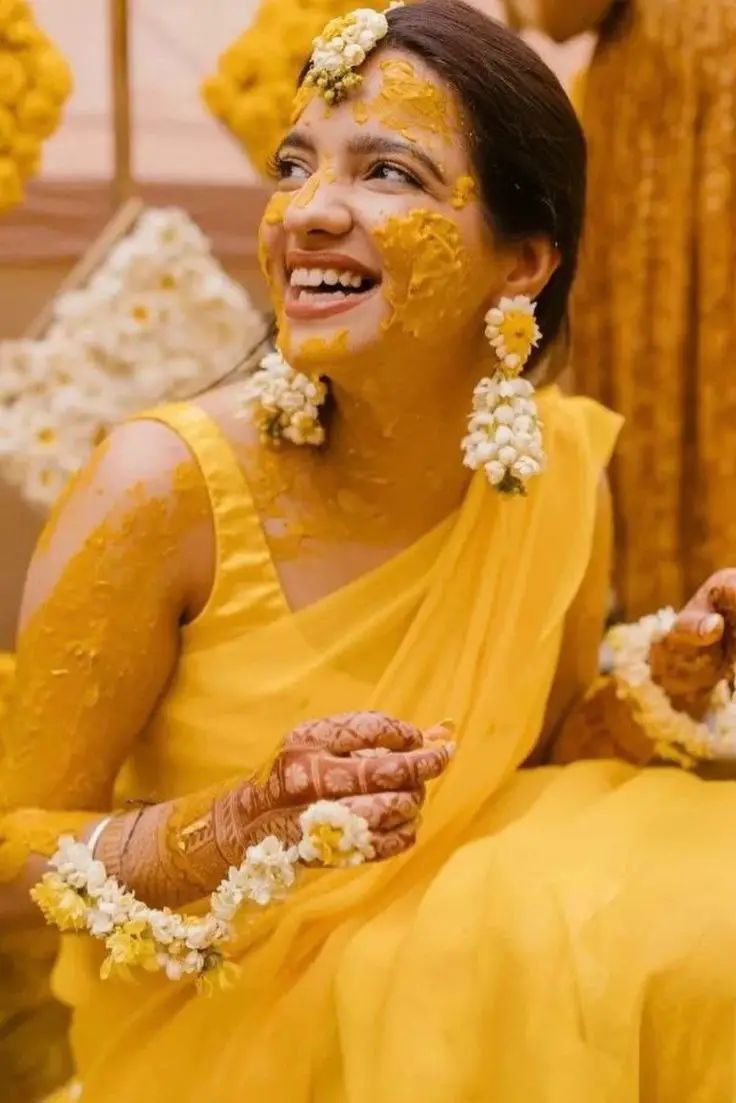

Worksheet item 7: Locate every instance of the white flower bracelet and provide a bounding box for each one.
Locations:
[606,607,736,767]
[31,800,373,994]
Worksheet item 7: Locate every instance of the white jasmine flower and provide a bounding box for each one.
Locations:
[242,351,326,447]
[485,460,506,485]
[298,801,374,868]
[0,206,265,509]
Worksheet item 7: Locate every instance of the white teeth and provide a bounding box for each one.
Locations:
[289,266,372,290]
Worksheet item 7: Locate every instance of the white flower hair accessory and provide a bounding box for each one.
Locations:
[241,349,327,447]
[461,294,545,496]
[304,3,403,105]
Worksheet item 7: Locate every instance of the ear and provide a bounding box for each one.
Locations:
[499,235,561,302]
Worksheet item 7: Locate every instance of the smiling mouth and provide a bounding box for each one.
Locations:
[285,265,382,319]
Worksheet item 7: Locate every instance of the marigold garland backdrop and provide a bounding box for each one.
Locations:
[0,0,73,213]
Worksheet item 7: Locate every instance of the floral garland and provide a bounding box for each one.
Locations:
[31,800,374,994]
[607,607,736,767]
[0,1,73,214]
[202,0,411,175]
[0,207,266,509]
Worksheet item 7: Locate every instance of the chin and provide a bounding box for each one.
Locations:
[284,318,386,375]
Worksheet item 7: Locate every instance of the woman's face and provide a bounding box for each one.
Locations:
[259,48,514,376]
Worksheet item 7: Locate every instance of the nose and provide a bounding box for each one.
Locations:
[283,172,353,239]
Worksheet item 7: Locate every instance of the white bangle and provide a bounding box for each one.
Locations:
[607,607,736,765]
[86,816,113,858]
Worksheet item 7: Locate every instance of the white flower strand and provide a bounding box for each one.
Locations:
[462,296,545,495]
[607,607,736,765]
[242,350,326,446]
[31,801,373,992]
[0,207,264,509]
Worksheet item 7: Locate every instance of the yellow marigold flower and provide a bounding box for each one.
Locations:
[11,127,39,165]
[218,37,263,83]
[0,6,70,212]
[0,102,14,149]
[0,52,26,106]
[228,93,287,149]
[0,152,22,211]
[30,46,73,103]
[15,87,60,137]
[30,872,88,932]
[0,0,27,26]
[202,0,403,176]
[201,73,235,121]
[3,15,43,49]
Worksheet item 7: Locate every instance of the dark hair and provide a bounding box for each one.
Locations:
[302,0,587,367]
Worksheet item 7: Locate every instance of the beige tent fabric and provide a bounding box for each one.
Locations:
[31,0,588,184]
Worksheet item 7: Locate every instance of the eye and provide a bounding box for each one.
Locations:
[367,161,421,188]
[269,153,312,185]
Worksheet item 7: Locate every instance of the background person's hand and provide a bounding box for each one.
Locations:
[650,569,736,717]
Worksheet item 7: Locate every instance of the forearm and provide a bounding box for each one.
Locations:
[0,782,250,928]
[94,778,285,910]
[548,676,656,766]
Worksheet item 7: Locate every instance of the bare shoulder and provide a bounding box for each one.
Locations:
[39,418,209,544]
[22,417,214,627]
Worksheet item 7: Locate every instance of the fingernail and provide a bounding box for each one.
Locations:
[699,613,723,637]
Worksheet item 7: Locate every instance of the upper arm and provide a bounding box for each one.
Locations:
[3,420,213,811]
[512,0,613,41]
[533,475,613,757]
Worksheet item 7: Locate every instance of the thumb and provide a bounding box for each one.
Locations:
[667,609,724,647]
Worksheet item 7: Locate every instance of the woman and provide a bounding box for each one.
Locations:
[509,0,736,617]
[2,3,736,1100]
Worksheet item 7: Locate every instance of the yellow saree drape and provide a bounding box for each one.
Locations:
[33,390,736,1100]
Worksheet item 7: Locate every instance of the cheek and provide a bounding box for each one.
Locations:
[372,208,492,343]
[258,192,293,282]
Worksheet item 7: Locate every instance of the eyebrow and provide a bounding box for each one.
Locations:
[277,130,446,184]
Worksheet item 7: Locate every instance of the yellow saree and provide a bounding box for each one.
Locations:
[40,388,736,1100]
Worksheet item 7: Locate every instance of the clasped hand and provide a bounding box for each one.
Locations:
[651,569,736,739]
[231,711,455,861]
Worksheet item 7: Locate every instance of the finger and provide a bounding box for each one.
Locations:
[372,822,419,861]
[285,712,424,755]
[710,581,736,620]
[354,742,455,794]
[667,609,724,647]
[339,789,424,831]
[281,742,454,803]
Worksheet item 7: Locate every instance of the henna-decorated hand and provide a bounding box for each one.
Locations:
[218,711,455,865]
[99,713,454,908]
[650,569,736,718]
